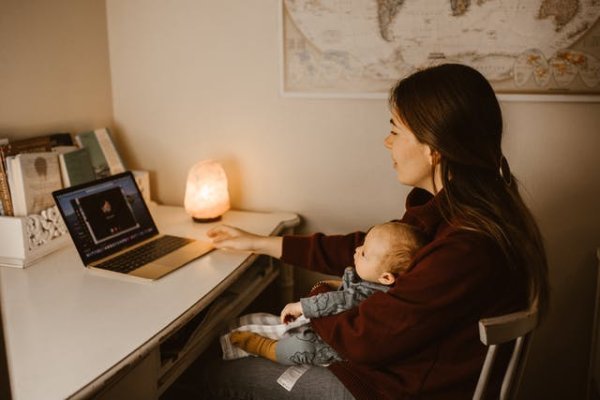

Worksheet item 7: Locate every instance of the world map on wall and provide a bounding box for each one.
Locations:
[282,0,600,96]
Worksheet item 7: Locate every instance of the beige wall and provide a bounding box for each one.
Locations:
[2,0,599,398]
[0,0,113,138]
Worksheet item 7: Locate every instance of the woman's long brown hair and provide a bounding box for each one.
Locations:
[390,63,549,320]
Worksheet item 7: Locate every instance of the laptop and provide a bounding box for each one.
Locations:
[52,171,214,281]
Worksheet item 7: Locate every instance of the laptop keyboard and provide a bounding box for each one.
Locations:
[95,235,194,273]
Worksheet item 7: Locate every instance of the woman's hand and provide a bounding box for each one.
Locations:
[206,225,260,251]
[206,225,283,258]
[280,301,303,324]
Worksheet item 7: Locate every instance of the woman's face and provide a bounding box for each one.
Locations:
[384,111,437,193]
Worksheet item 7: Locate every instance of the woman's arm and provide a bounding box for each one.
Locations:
[281,232,366,276]
[207,225,283,258]
[208,225,367,277]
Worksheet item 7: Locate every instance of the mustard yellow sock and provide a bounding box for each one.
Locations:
[230,331,277,361]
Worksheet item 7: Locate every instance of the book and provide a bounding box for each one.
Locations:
[52,145,79,154]
[0,143,13,216]
[132,170,151,203]
[2,133,73,156]
[0,159,11,216]
[0,134,72,216]
[6,152,63,217]
[58,148,96,187]
[75,128,125,179]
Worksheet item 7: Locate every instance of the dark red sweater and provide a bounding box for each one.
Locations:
[281,188,527,400]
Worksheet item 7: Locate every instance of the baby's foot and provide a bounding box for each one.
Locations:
[230,331,277,361]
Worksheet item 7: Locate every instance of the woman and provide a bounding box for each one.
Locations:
[199,64,549,399]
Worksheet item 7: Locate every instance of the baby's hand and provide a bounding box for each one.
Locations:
[280,302,303,324]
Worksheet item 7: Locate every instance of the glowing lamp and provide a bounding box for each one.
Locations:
[184,160,230,222]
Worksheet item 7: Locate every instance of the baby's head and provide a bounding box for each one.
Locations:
[353,222,427,286]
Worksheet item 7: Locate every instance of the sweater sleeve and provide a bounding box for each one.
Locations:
[310,232,505,366]
[281,231,366,276]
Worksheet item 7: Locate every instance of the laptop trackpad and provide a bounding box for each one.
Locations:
[130,240,215,280]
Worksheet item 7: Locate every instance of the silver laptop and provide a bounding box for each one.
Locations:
[53,171,214,281]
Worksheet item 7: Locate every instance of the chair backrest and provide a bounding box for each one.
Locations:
[473,304,538,400]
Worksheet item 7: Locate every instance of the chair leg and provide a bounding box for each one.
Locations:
[500,337,524,400]
[473,344,498,400]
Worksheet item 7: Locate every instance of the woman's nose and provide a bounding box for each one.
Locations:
[384,134,393,149]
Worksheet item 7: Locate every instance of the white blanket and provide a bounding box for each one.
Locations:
[220,312,310,360]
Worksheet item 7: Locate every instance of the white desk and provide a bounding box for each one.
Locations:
[0,205,299,399]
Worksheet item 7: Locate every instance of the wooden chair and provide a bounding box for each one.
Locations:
[473,304,539,400]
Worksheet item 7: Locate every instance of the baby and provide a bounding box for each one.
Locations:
[230,221,427,366]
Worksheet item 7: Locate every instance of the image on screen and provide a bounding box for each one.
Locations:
[74,187,140,244]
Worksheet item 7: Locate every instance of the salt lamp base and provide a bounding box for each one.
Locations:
[192,215,222,223]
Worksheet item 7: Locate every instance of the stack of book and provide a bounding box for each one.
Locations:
[0,128,125,217]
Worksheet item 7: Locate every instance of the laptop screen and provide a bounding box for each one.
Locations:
[53,171,159,265]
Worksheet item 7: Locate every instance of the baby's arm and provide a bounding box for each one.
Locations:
[300,285,371,319]
[301,268,379,318]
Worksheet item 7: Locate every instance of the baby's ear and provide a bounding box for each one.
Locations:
[378,272,396,286]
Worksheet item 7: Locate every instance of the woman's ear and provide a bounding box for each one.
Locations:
[428,148,441,166]
[378,272,396,286]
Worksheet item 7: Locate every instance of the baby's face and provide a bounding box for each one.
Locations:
[353,227,389,283]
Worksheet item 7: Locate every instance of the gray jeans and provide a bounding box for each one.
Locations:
[195,356,356,400]
[275,326,342,366]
